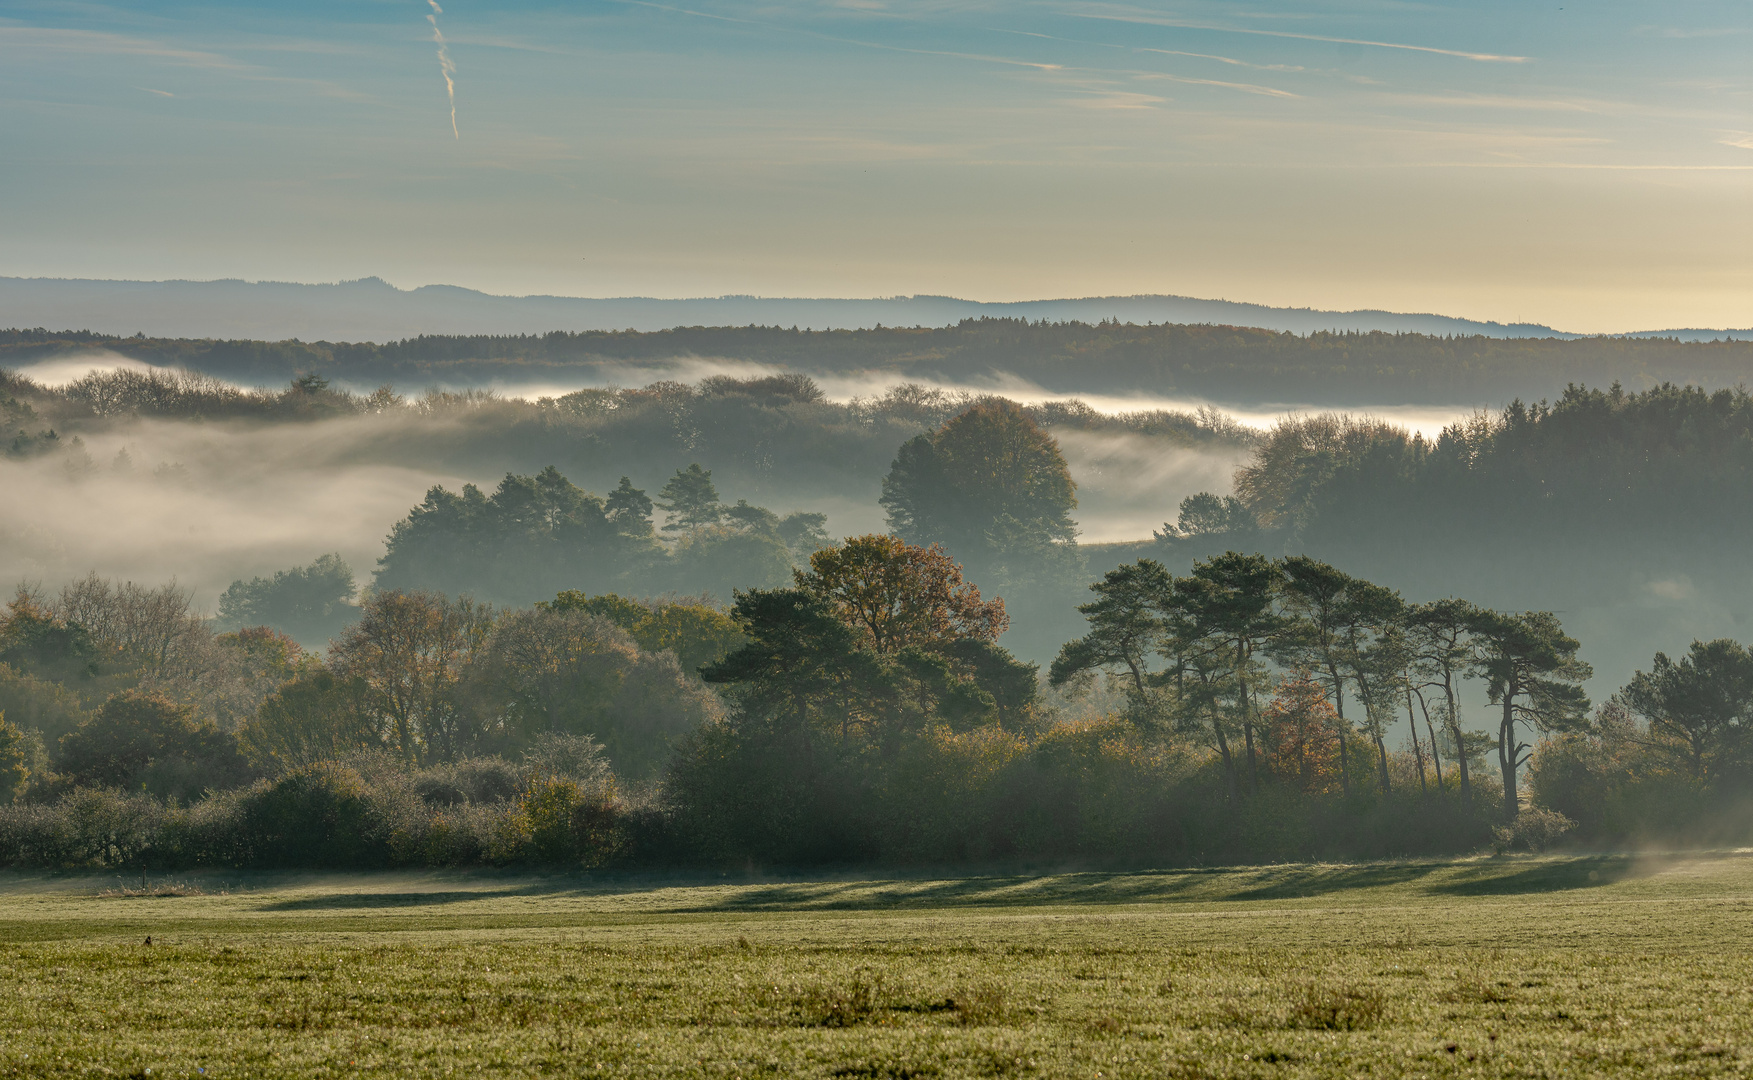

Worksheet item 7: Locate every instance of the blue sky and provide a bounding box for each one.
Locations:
[1,0,1749,331]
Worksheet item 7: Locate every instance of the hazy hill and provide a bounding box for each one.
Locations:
[0,275,1677,342]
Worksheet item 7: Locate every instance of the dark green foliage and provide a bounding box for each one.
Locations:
[0,591,99,682]
[1159,492,1258,541]
[1050,560,1174,699]
[376,466,663,606]
[881,399,1077,576]
[1620,639,1753,781]
[373,463,824,608]
[238,668,376,773]
[0,714,28,802]
[55,691,254,801]
[1527,702,1746,845]
[677,542,1044,863]
[1236,384,1753,559]
[606,476,655,533]
[465,606,718,781]
[658,463,722,531]
[217,553,356,644]
[1468,610,1591,819]
[240,760,387,867]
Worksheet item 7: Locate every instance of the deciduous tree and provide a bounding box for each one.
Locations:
[880,399,1076,572]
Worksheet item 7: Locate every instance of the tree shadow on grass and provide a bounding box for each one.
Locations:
[244,855,1681,914]
[260,887,557,911]
[247,870,1228,914]
[670,868,1240,913]
[1221,863,1443,901]
[1427,856,1646,896]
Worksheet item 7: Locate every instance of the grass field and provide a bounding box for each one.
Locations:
[4,853,1752,1078]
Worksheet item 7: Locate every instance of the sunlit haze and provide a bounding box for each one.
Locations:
[3,0,1750,332]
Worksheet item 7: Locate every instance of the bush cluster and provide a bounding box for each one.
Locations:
[0,735,627,870]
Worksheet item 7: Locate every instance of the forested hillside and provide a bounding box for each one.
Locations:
[7,321,1753,404]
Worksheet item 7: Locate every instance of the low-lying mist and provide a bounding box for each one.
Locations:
[0,411,1248,608]
[2,357,1270,611]
[7,352,1740,713]
[0,418,468,608]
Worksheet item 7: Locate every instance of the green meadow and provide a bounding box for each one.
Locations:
[4,853,1752,1078]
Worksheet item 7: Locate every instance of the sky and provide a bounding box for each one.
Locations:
[1,0,1749,333]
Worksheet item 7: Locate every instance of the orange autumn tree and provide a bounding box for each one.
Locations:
[797,533,1007,655]
[1260,673,1344,795]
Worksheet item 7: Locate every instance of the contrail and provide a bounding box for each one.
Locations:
[426,0,457,138]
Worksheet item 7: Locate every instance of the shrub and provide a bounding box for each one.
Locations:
[1493,806,1576,854]
[0,802,80,866]
[241,760,389,868]
[64,787,165,869]
[496,774,620,866]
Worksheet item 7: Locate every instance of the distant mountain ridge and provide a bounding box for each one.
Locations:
[4,276,1746,343]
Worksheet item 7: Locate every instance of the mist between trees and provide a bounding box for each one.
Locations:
[8,348,1753,867]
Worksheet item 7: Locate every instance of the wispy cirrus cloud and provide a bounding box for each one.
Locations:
[1133,71,1299,98]
[0,25,251,69]
[0,25,378,101]
[988,27,1370,86]
[1064,88,1165,109]
[1066,7,1532,63]
[1136,46,1304,73]
[621,0,1064,71]
[1634,25,1750,39]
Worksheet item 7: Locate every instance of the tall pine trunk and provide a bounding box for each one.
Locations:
[1499,693,1519,820]
[1446,682,1471,808]
[1327,666,1351,797]
[1406,687,1428,795]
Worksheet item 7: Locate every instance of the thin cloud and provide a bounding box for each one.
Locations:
[794,31,1066,70]
[1720,134,1753,150]
[1635,25,1750,39]
[1065,89,1166,109]
[989,27,1367,85]
[136,86,175,97]
[1133,72,1299,98]
[1137,47,1305,73]
[1392,93,1602,112]
[0,26,378,102]
[620,1,1062,70]
[427,0,459,139]
[618,0,762,27]
[0,26,251,70]
[1068,8,1532,63]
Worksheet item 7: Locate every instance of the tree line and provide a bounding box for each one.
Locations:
[7,375,1753,867]
[1049,555,1590,820]
[8,321,1753,403]
[4,527,1751,871]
